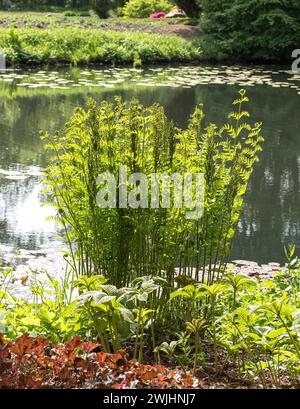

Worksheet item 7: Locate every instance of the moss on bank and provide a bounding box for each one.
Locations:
[0,28,202,66]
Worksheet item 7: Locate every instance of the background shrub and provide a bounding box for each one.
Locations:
[122,0,173,18]
[201,0,300,63]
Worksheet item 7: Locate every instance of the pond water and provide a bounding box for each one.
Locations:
[0,64,300,272]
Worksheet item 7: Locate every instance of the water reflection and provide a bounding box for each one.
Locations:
[0,66,299,266]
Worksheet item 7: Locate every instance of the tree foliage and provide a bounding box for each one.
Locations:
[175,0,202,18]
[201,0,300,63]
[0,0,123,13]
[91,0,128,18]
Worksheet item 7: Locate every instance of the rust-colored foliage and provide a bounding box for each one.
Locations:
[0,333,195,389]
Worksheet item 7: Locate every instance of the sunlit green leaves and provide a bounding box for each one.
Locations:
[42,91,263,289]
[170,285,205,301]
[73,275,108,291]
[223,273,256,291]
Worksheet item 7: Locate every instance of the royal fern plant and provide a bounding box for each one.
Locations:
[42,91,263,287]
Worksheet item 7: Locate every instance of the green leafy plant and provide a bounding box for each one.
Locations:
[223,272,256,310]
[155,334,193,372]
[1,270,85,343]
[260,297,300,359]
[186,318,206,375]
[75,282,133,353]
[170,284,206,319]
[122,276,165,362]
[275,245,300,305]
[74,275,165,357]
[0,264,13,308]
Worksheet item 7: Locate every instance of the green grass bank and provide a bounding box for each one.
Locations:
[0,27,202,66]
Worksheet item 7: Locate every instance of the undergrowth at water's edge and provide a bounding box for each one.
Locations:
[0,246,299,388]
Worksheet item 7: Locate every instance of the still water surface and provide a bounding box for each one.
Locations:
[0,65,300,268]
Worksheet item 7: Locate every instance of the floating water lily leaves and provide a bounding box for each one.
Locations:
[0,66,300,95]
